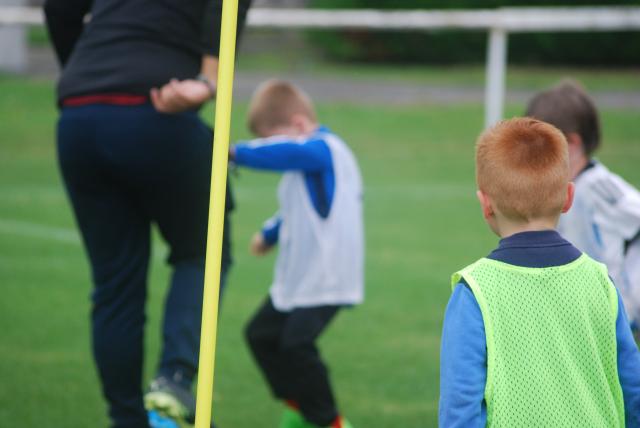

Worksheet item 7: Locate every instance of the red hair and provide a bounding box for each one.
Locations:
[476,118,569,221]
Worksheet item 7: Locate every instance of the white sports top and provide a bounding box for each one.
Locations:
[269,131,364,311]
[558,161,640,322]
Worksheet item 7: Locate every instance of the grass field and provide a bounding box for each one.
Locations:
[1,74,640,428]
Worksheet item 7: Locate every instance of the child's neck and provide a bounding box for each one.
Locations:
[301,121,320,136]
[570,152,590,180]
[494,217,558,239]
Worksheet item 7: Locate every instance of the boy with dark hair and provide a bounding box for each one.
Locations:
[527,80,640,328]
[439,118,640,427]
[230,80,363,428]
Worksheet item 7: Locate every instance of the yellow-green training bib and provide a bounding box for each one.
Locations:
[452,254,624,428]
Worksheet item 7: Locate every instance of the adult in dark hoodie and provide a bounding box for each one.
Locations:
[44,1,251,426]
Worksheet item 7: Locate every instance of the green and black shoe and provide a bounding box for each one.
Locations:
[144,376,196,428]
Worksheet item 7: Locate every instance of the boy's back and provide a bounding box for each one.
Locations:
[453,252,623,426]
[439,118,640,428]
[272,127,364,310]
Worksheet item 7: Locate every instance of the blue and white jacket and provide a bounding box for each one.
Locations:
[234,125,336,245]
[234,125,364,311]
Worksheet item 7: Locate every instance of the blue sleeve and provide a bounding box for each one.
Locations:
[234,138,332,172]
[615,288,640,428]
[261,214,281,246]
[439,283,487,428]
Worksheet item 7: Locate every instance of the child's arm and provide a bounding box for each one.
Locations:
[614,288,640,428]
[231,136,332,173]
[439,282,487,428]
[250,213,281,256]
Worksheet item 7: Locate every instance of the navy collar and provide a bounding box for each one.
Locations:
[498,230,570,249]
[488,230,582,268]
[576,159,597,178]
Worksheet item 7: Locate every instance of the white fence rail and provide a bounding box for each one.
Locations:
[2,6,640,126]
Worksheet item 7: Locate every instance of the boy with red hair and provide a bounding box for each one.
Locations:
[440,118,640,427]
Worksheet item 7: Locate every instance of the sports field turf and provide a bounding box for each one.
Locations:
[1,75,639,427]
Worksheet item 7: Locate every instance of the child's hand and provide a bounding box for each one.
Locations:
[250,232,273,256]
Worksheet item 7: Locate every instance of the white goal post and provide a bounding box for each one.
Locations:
[2,6,640,126]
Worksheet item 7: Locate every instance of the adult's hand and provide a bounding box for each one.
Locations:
[150,78,215,113]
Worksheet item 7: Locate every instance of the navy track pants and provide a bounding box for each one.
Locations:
[57,104,232,428]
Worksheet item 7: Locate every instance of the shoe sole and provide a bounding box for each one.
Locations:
[144,391,193,428]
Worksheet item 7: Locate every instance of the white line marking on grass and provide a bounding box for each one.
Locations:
[0,185,64,200]
[0,218,169,260]
[0,218,80,245]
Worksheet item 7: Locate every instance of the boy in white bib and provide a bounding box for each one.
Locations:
[526,81,640,329]
[230,80,363,428]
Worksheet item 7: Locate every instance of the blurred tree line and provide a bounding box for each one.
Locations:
[308,0,640,65]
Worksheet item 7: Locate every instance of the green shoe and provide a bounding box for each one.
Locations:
[278,402,354,428]
[279,407,306,428]
[337,418,354,428]
[318,416,354,428]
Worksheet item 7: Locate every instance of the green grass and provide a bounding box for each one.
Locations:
[1,75,639,428]
[28,26,50,47]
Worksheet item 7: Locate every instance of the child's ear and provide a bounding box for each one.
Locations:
[566,132,587,158]
[291,113,315,134]
[476,190,494,220]
[562,182,575,214]
[291,113,307,131]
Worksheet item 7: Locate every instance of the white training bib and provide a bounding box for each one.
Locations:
[558,161,640,323]
[269,132,364,311]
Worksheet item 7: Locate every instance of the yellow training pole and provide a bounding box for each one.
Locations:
[194,0,239,427]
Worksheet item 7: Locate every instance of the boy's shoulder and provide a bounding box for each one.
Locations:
[451,257,491,288]
[578,160,640,195]
[311,126,343,145]
[453,253,609,281]
[314,125,334,136]
[574,160,640,216]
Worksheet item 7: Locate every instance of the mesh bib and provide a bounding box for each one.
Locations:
[452,254,624,428]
